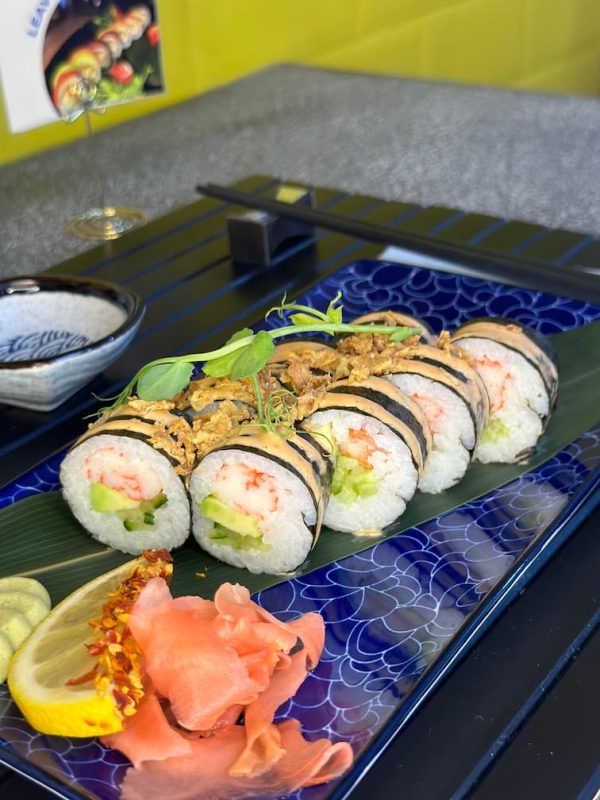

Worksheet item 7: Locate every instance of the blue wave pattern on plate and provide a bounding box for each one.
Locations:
[1,428,599,800]
[0,451,65,511]
[0,331,90,361]
[1,259,600,800]
[262,260,600,336]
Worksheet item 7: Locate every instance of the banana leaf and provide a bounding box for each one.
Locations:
[1,321,599,604]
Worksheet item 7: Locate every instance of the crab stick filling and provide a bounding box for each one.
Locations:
[200,464,283,552]
[85,447,163,501]
[84,447,167,531]
[470,356,512,414]
[408,393,446,435]
[213,463,280,523]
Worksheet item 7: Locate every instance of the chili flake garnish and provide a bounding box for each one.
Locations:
[66,549,173,720]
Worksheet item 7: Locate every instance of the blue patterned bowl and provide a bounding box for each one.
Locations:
[0,275,145,411]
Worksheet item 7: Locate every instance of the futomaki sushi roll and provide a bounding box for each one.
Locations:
[301,376,432,534]
[386,343,489,492]
[60,399,195,554]
[190,429,331,574]
[129,5,152,27]
[451,318,558,463]
[98,31,124,60]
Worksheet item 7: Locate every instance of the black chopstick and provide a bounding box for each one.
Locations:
[196,182,600,304]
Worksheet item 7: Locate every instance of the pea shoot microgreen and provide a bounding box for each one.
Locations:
[96,294,421,422]
[268,291,344,326]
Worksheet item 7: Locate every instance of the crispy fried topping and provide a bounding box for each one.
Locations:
[333,334,417,382]
[87,399,197,476]
[436,330,452,350]
[268,343,347,399]
[96,398,178,426]
[436,330,477,364]
[337,332,421,358]
[180,376,257,411]
[86,325,453,465]
[191,400,257,458]
[147,415,196,476]
[294,389,327,421]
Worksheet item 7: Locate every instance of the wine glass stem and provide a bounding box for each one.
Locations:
[84,107,107,213]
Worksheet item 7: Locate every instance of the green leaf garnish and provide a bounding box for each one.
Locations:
[267,290,343,325]
[203,329,254,377]
[230,331,274,381]
[325,291,343,324]
[137,361,195,401]
[94,291,421,421]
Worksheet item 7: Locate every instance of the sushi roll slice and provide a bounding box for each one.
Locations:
[451,318,559,463]
[385,344,489,493]
[86,40,113,69]
[122,15,145,41]
[60,399,195,554]
[190,428,331,574]
[98,31,124,60]
[111,22,134,49]
[350,310,436,345]
[301,376,432,534]
[129,5,152,27]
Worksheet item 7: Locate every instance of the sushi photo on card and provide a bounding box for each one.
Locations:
[0,0,164,133]
[45,0,164,117]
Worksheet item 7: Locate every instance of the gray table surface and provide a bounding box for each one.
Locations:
[1,63,600,278]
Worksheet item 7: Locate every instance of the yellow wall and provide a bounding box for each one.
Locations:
[2,0,600,166]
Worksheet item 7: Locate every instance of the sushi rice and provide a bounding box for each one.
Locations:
[452,319,558,464]
[302,377,431,534]
[190,429,329,574]
[303,408,421,534]
[389,373,477,493]
[61,434,191,555]
[385,344,489,493]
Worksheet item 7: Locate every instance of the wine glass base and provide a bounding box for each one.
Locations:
[66,207,147,240]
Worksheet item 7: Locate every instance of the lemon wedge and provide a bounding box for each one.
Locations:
[7,559,139,738]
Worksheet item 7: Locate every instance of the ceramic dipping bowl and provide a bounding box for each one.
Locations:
[0,275,145,412]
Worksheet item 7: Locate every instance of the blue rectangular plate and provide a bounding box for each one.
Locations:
[1,258,600,800]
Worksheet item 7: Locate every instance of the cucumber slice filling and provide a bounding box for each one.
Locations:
[331,454,378,504]
[208,523,271,552]
[480,417,510,445]
[200,494,271,552]
[90,483,168,531]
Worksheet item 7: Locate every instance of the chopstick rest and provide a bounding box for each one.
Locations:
[226,184,315,267]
